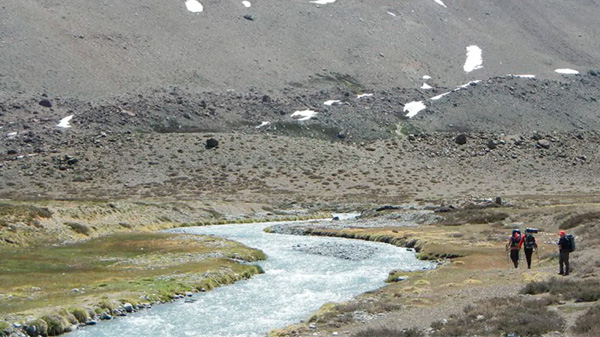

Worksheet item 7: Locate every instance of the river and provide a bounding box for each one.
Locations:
[68,217,433,337]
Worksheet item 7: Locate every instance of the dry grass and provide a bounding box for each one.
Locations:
[431,297,565,337]
[352,327,424,337]
[559,211,600,230]
[521,278,600,302]
[0,232,265,327]
[573,304,600,335]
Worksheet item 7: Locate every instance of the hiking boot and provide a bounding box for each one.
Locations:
[558,272,564,275]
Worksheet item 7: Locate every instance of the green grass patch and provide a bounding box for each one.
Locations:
[0,232,265,321]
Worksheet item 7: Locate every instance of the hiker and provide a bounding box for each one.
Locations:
[520,229,538,269]
[506,229,522,268]
[557,230,571,276]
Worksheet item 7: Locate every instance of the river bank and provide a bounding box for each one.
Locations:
[268,194,600,337]
[0,200,328,336]
[2,195,600,336]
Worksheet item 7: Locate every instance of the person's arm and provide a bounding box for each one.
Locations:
[519,235,525,249]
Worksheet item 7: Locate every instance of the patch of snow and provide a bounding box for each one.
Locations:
[356,93,373,99]
[555,68,579,75]
[256,121,270,129]
[428,80,481,102]
[463,45,483,73]
[57,115,74,128]
[421,83,433,90]
[430,92,450,101]
[387,12,397,17]
[434,0,447,8]
[332,212,361,220]
[403,101,426,118]
[324,100,342,106]
[185,0,203,13]
[242,1,251,8]
[511,74,536,78]
[6,132,17,139]
[423,75,432,80]
[291,109,317,121]
[456,80,481,90]
[310,0,335,4]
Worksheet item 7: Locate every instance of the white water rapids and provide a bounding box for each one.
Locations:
[68,219,433,337]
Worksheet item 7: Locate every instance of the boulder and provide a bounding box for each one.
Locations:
[455,134,467,145]
[206,138,219,149]
[537,139,551,149]
[39,99,52,108]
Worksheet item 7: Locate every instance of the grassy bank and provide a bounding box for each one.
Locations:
[0,198,335,336]
[0,232,265,335]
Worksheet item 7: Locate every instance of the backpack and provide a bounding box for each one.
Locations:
[524,235,536,249]
[510,235,521,248]
[566,234,576,252]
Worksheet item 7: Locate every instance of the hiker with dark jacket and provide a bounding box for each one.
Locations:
[557,230,571,276]
[506,229,522,268]
[519,230,538,269]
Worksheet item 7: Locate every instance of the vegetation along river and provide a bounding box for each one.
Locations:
[67,217,433,337]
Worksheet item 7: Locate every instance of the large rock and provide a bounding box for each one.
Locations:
[537,139,551,149]
[205,138,219,149]
[38,99,52,108]
[455,134,468,145]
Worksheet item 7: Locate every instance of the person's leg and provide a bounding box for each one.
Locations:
[559,251,565,275]
[511,250,519,268]
[564,252,570,276]
[525,248,533,269]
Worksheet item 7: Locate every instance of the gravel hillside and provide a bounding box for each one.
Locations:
[1,0,600,203]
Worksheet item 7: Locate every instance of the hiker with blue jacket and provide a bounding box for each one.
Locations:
[506,229,522,268]
[519,229,538,269]
[557,230,571,276]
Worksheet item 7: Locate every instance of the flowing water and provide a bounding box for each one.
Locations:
[68,218,433,337]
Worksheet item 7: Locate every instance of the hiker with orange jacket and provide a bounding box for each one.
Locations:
[557,230,572,276]
[506,229,522,268]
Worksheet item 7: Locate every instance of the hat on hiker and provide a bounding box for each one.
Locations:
[559,230,566,236]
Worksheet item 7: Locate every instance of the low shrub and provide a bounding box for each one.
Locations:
[352,327,424,337]
[70,307,89,323]
[431,297,564,337]
[521,278,600,302]
[25,319,47,337]
[0,321,9,337]
[559,212,600,230]
[42,315,69,336]
[64,222,91,236]
[0,203,52,219]
[573,305,600,334]
[439,210,509,226]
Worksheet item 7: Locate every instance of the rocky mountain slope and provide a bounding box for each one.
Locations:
[1,0,600,202]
